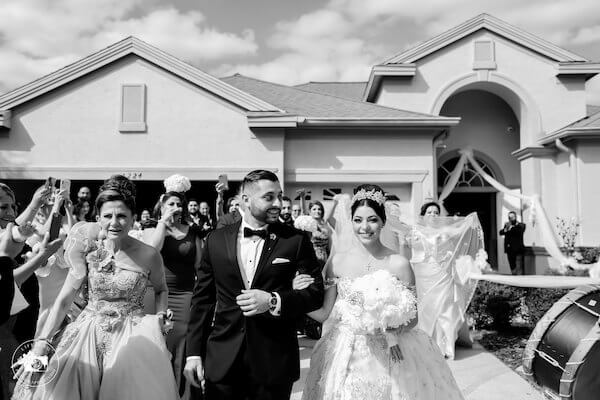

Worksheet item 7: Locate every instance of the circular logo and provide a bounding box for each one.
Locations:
[11,339,59,387]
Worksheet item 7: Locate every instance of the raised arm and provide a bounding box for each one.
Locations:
[15,184,53,227]
[34,222,95,350]
[13,234,63,286]
[324,196,339,229]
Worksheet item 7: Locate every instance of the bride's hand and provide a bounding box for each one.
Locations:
[390,345,404,363]
[293,273,314,290]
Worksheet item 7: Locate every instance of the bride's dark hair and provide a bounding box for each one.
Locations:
[95,175,136,214]
[351,184,386,223]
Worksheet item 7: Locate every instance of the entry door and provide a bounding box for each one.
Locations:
[443,192,498,269]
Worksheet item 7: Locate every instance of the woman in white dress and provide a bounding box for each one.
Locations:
[404,202,484,359]
[297,185,464,400]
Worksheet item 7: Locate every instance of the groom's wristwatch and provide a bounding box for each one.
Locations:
[269,292,278,312]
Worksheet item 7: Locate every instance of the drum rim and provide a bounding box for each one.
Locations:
[523,284,600,375]
[558,325,600,398]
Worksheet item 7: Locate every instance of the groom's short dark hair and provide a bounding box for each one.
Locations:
[242,170,279,192]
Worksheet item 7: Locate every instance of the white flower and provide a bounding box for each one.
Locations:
[163,174,191,193]
[337,269,417,334]
[294,215,318,232]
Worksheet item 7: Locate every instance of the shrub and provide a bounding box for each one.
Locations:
[522,287,569,326]
[468,281,526,330]
[468,281,570,330]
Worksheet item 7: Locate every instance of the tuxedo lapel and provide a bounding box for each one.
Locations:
[251,227,280,288]
[224,221,247,289]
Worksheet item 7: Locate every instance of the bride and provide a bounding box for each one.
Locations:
[297,185,464,400]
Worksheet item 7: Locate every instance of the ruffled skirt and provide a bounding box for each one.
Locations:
[12,306,179,400]
[302,324,464,400]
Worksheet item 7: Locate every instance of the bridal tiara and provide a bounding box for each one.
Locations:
[351,189,386,206]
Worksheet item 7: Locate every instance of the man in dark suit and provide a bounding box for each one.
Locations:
[185,170,324,400]
[499,211,526,275]
[278,196,294,227]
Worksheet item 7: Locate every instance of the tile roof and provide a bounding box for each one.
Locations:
[587,104,600,116]
[294,82,367,101]
[221,74,440,120]
[565,109,600,129]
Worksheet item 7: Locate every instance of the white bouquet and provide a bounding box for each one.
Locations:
[163,174,191,193]
[337,269,417,335]
[294,215,318,233]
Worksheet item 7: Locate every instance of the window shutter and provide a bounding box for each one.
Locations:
[473,41,496,70]
[119,84,147,132]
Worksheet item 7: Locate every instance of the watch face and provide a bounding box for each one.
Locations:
[270,295,278,306]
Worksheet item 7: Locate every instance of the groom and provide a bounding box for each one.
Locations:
[184,170,324,400]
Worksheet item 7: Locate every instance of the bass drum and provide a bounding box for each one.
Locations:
[523,285,600,399]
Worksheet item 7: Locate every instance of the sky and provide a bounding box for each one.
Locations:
[1,0,600,104]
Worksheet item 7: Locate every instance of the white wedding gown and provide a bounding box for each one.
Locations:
[301,271,464,400]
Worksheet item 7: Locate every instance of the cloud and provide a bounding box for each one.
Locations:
[91,8,257,63]
[217,8,386,85]
[0,1,258,93]
[221,0,600,85]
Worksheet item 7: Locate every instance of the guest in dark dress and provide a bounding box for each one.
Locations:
[146,191,203,399]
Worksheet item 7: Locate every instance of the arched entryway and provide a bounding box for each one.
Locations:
[436,85,523,272]
[438,154,500,268]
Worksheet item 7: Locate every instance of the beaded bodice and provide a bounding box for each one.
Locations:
[86,262,148,309]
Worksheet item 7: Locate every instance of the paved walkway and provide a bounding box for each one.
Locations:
[292,337,544,400]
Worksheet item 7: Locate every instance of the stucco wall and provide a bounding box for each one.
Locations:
[0,55,284,181]
[576,140,600,245]
[376,30,587,142]
[284,129,436,218]
[438,89,521,188]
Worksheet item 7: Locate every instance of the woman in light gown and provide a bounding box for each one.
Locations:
[13,175,179,400]
[403,202,484,359]
[297,185,464,400]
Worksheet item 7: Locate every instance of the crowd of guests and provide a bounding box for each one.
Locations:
[1,174,497,399]
[0,177,334,399]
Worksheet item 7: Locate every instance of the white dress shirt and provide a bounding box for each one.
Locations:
[238,219,281,316]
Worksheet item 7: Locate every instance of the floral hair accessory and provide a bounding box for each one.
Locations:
[163,174,191,193]
[351,189,385,206]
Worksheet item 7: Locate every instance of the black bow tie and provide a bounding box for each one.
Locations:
[244,227,268,239]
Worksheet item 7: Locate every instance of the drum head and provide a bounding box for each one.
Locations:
[573,340,600,400]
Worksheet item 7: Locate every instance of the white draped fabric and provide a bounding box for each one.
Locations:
[437,148,599,277]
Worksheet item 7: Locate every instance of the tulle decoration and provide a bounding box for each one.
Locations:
[335,269,416,335]
[163,174,191,193]
[294,215,319,232]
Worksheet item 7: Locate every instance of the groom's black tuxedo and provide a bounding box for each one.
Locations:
[187,220,324,393]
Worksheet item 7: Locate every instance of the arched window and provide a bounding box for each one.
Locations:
[437,156,496,189]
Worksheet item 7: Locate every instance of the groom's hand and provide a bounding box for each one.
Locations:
[183,358,204,388]
[236,289,271,316]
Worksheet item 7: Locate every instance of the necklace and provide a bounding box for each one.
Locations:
[365,255,376,271]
